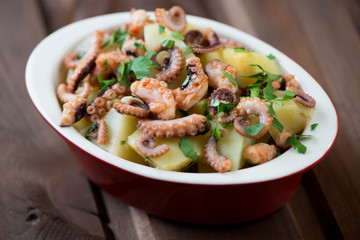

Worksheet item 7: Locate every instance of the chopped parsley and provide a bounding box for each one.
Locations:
[102,28,128,50]
[202,101,209,115]
[85,121,97,140]
[210,99,236,114]
[244,123,264,136]
[282,90,295,101]
[160,38,175,49]
[144,156,153,163]
[222,70,238,87]
[170,31,184,40]
[183,45,192,55]
[134,42,147,52]
[285,135,311,154]
[120,140,127,144]
[181,75,191,89]
[263,79,277,100]
[98,74,117,92]
[104,59,108,71]
[248,86,261,98]
[267,54,276,60]
[234,47,254,53]
[159,25,165,35]
[207,114,221,140]
[77,52,86,59]
[272,118,284,132]
[179,138,199,170]
[311,123,318,131]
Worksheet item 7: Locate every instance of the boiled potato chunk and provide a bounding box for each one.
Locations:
[73,117,92,135]
[269,98,314,139]
[128,130,210,171]
[94,109,145,165]
[217,127,254,171]
[199,48,281,85]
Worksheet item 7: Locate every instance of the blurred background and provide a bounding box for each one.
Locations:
[0,0,359,239]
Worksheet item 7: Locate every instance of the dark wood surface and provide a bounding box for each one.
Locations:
[0,0,359,239]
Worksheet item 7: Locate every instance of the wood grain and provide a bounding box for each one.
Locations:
[0,0,359,239]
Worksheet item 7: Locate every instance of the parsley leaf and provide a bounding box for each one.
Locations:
[85,121,97,140]
[120,140,127,144]
[248,86,261,98]
[181,75,191,89]
[250,64,281,81]
[184,45,192,55]
[179,137,198,164]
[104,59,108,71]
[234,47,254,53]
[210,99,236,114]
[267,54,276,60]
[170,31,184,40]
[269,101,276,116]
[272,118,284,132]
[159,25,165,35]
[222,70,238,87]
[282,90,295,100]
[311,123,318,131]
[263,80,277,100]
[134,42,147,52]
[144,156,153,163]
[202,101,209,115]
[212,120,221,140]
[103,28,128,50]
[286,135,308,154]
[98,74,116,92]
[160,38,175,49]
[244,124,264,136]
[77,52,86,59]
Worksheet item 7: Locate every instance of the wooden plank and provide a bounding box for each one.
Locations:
[0,0,107,238]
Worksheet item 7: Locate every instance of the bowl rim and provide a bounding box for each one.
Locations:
[26,12,338,185]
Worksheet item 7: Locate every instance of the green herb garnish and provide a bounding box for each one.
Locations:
[234,47,254,53]
[109,98,120,104]
[170,31,184,40]
[267,54,276,60]
[102,28,128,50]
[244,123,264,136]
[77,52,86,59]
[311,123,318,131]
[202,101,209,115]
[85,121,97,140]
[159,25,165,35]
[210,99,236,114]
[98,74,117,92]
[160,38,175,49]
[222,70,238,87]
[248,86,261,98]
[144,156,153,163]
[181,75,191,89]
[282,90,295,101]
[272,118,284,132]
[179,138,199,170]
[104,59,108,71]
[184,45,192,55]
[286,135,310,154]
[134,42,147,52]
[263,80,277,100]
[120,140,127,144]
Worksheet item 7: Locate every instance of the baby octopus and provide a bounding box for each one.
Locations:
[243,143,277,165]
[60,97,87,127]
[86,83,128,122]
[135,134,170,158]
[136,114,208,139]
[129,9,151,39]
[90,51,130,85]
[67,30,104,92]
[204,135,232,173]
[184,28,222,54]
[131,78,177,120]
[205,59,239,94]
[122,36,146,58]
[57,81,91,103]
[155,6,187,33]
[231,97,273,139]
[173,57,208,111]
[282,74,316,108]
[151,44,184,82]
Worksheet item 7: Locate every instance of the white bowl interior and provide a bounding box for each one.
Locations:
[26,12,338,185]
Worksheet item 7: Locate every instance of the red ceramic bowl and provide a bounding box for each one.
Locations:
[26,12,338,224]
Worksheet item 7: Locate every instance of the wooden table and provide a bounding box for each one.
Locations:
[1,0,359,239]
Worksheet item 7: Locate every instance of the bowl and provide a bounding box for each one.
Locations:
[26,12,338,224]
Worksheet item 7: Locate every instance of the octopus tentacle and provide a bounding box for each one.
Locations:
[282,73,299,91]
[155,6,187,33]
[243,143,277,165]
[135,134,170,158]
[204,135,232,173]
[122,36,146,58]
[96,119,108,145]
[90,51,130,85]
[184,28,222,54]
[136,114,208,139]
[67,30,104,92]
[205,59,238,93]
[64,50,85,70]
[232,97,273,139]
[131,78,176,119]
[113,97,150,118]
[86,83,128,122]
[57,81,91,103]
[129,9,150,39]
[60,97,86,127]
[220,37,244,49]
[173,57,208,111]
[294,89,316,108]
[275,131,293,149]
[151,45,184,82]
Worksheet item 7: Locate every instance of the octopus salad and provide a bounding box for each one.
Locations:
[57,6,317,173]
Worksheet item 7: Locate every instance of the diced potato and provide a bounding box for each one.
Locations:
[94,109,145,165]
[73,117,92,136]
[199,48,281,86]
[128,130,210,171]
[269,98,314,139]
[144,23,195,59]
[217,127,254,171]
